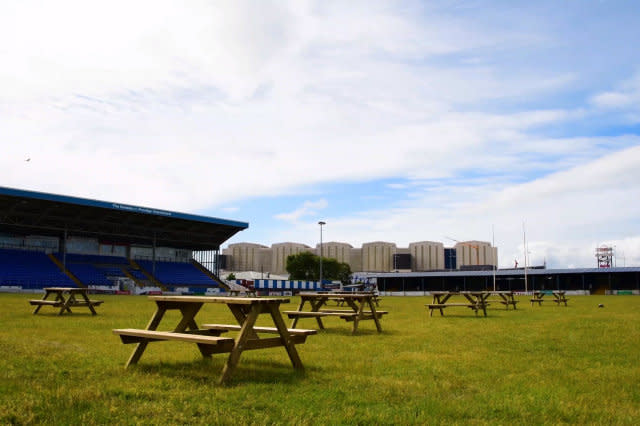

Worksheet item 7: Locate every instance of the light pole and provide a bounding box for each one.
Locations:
[318,221,325,287]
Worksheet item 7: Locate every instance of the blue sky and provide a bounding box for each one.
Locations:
[1,0,640,268]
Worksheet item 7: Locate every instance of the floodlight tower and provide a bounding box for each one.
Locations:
[595,245,613,268]
[318,221,326,285]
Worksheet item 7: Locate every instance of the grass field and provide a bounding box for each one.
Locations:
[0,292,639,425]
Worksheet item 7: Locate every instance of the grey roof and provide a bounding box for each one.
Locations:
[0,186,248,250]
[368,266,640,279]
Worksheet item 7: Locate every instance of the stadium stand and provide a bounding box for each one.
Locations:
[0,248,76,289]
[1,186,248,293]
[127,269,148,281]
[53,253,130,287]
[136,259,220,288]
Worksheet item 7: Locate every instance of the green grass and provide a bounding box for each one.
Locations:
[0,293,639,425]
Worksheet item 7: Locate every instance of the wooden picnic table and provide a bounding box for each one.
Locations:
[113,295,316,385]
[487,290,519,310]
[531,291,569,306]
[319,289,381,307]
[29,287,103,315]
[426,291,490,317]
[284,292,388,334]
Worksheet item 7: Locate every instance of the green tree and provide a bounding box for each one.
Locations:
[286,252,352,284]
[226,273,236,280]
[286,251,318,280]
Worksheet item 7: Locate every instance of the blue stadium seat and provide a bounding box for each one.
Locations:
[53,252,129,286]
[136,260,219,287]
[0,248,75,289]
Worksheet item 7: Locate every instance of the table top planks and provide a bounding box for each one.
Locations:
[148,295,289,304]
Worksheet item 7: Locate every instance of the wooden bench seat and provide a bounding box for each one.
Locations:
[319,309,389,315]
[114,326,314,356]
[29,300,63,306]
[113,328,235,347]
[29,299,103,306]
[283,311,358,318]
[426,303,478,308]
[201,323,317,336]
[69,300,104,307]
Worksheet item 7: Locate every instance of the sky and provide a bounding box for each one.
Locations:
[2,0,640,269]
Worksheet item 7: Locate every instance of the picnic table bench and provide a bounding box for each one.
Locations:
[284,292,387,334]
[29,287,103,315]
[531,291,569,306]
[426,291,489,317]
[113,295,315,385]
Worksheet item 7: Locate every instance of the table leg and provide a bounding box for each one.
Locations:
[462,293,478,316]
[290,298,306,328]
[439,295,446,316]
[430,294,441,317]
[33,290,52,314]
[311,299,326,329]
[555,293,568,306]
[366,297,383,333]
[351,300,365,334]
[342,298,360,331]
[125,306,167,368]
[80,291,98,315]
[219,303,261,385]
[437,294,452,316]
[498,293,508,310]
[58,292,73,315]
[228,305,259,339]
[267,304,304,371]
[175,304,203,332]
[175,303,215,358]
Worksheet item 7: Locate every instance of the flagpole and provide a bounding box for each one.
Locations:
[523,221,528,294]
[492,224,496,292]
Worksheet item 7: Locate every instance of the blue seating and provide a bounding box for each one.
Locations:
[0,248,75,289]
[65,263,113,286]
[62,253,129,265]
[136,260,219,287]
[0,249,219,290]
[53,253,128,286]
[127,269,147,280]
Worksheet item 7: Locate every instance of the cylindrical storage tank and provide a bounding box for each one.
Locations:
[409,241,445,271]
[455,241,496,268]
[361,242,396,272]
[316,242,353,264]
[225,243,268,272]
[350,248,363,272]
[271,242,312,275]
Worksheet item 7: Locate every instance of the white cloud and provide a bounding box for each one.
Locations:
[275,199,328,223]
[1,1,640,267]
[590,72,640,116]
[260,144,640,268]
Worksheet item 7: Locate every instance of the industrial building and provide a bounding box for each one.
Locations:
[368,267,640,295]
[222,240,499,275]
